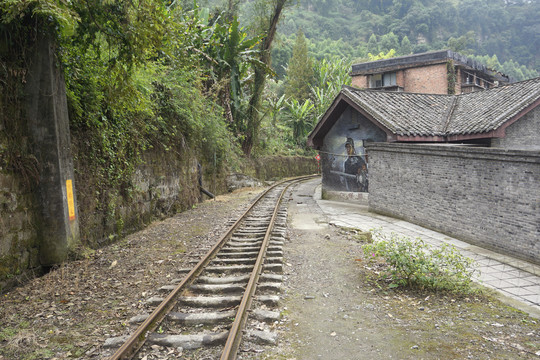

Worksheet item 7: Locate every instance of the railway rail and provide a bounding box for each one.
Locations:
[104,175,316,359]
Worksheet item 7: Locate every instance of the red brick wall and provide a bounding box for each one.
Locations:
[351,63,449,94]
[403,63,448,94]
[351,75,369,88]
[396,70,405,88]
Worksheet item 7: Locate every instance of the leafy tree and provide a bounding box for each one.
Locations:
[447,31,476,55]
[284,29,314,102]
[467,54,538,82]
[367,33,379,55]
[368,48,396,61]
[267,93,287,126]
[412,43,429,54]
[285,98,314,147]
[1,0,79,35]
[400,35,412,55]
[310,57,351,118]
[380,31,399,53]
[242,0,291,156]
[270,34,294,79]
[391,0,416,18]
[403,3,431,36]
[194,15,264,135]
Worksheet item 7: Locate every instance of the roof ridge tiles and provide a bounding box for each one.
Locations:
[345,85,452,98]
[440,96,459,133]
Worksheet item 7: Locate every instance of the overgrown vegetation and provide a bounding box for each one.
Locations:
[1,0,538,251]
[60,0,239,182]
[362,230,478,294]
[447,60,457,95]
[0,0,289,243]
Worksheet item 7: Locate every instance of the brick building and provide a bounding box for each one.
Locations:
[306,77,540,264]
[350,50,510,94]
[307,76,540,193]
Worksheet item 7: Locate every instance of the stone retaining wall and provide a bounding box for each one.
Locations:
[1,148,316,291]
[74,152,318,247]
[73,148,204,248]
[366,143,540,264]
[0,169,40,290]
[253,156,318,180]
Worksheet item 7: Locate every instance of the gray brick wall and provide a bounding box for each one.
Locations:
[366,143,540,264]
[492,107,540,150]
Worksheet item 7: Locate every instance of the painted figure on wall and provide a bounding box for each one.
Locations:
[327,137,368,192]
[319,108,385,193]
[343,138,368,192]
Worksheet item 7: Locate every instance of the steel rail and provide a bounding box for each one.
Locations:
[108,182,275,360]
[220,175,315,360]
[108,174,316,360]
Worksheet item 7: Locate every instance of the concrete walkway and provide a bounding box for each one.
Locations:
[307,180,540,318]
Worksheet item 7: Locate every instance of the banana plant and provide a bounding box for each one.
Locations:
[265,93,287,126]
[285,98,315,146]
[183,10,267,136]
[309,56,352,123]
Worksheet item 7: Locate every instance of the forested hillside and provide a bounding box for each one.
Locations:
[2,0,538,175]
[269,0,539,80]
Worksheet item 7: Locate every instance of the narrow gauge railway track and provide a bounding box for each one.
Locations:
[106,175,316,360]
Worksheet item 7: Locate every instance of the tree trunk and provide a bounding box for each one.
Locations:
[242,0,288,157]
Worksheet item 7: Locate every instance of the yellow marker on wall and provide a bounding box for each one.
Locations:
[66,179,76,221]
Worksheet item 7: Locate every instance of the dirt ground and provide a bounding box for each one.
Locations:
[251,181,540,360]
[0,188,258,360]
[1,184,539,360]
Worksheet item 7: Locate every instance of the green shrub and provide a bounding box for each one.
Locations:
[362,231,478,294]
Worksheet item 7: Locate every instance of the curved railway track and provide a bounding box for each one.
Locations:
[104,175,316,360]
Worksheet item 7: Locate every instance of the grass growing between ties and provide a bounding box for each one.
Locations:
[362,230,478,294]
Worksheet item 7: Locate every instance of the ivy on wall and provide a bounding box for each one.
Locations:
[447,60,457,95]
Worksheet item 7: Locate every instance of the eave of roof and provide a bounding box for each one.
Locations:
[307,91,396,149]
[448,79,540,135]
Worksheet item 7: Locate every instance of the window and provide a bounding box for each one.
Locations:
[371,74,383,87]
[383,72,396,86]
[370,72,397,88]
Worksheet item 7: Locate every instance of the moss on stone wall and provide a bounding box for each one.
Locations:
[252,156,318,180]
[72,140,214,248]
[72,149,317,250]
[0,166,40,293]
[1,147,317,292]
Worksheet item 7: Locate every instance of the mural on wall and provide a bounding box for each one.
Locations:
[323,136,369,192]
[321,106,387,193]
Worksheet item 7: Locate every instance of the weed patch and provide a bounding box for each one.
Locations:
[362,230,478,294]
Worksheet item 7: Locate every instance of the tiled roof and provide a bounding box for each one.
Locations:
[342,88,452,137]
[449,78,540,135]
[336,77,540,138]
